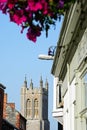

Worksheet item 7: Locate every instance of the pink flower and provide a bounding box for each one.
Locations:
[26,26,42,42]
[10,10,27,25]
[0,0,7,2]
[27,28,37,42]
[8,3,14,9]
[7,0,18,9]
[0,0,7,13]
[28,1,43,12]
[13,15,26,25]
[42,2,48,15]
[35,2,43,11]
[0,0,75,42]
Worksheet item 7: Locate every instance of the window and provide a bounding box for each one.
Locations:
[34,99,38,118]
[56,83,63,108]
[26,99,32,117]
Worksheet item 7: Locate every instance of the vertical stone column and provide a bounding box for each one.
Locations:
[74,69,82,130]
[21,79,27,117]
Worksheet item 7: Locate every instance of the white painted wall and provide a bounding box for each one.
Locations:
[53,77,58,111]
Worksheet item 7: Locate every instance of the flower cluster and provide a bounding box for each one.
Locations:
[0,0,76,42]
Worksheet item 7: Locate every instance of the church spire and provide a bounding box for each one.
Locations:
[40,76,43,88]
[30,79,33,89]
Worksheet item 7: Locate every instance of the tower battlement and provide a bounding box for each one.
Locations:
[21,77,48,94]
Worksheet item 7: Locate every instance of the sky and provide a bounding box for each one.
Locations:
[0,11,63,130]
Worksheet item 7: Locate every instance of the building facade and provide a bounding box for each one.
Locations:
[51,0,87,130]
[0,84,5,130]
[3,93,26,130]
[20,77,50,130]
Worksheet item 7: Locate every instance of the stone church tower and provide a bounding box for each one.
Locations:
[20,77,50,130]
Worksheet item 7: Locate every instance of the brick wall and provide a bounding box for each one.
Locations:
[3,93,7,119]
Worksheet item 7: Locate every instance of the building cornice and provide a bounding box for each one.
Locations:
[51,0,87,79]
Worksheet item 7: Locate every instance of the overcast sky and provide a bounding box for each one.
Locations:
[0,11,63,130]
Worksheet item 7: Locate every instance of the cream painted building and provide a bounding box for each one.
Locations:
[20,77,50,130]
[51,0,87,130]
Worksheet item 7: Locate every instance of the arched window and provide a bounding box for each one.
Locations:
[34,98,38,118]
[26,99,32,117]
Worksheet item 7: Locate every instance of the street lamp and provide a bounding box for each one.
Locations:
[38,54,54,60]
[38,46,56,60]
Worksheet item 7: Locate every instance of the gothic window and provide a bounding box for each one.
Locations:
[26,99,32,117]
[34,98,38,118]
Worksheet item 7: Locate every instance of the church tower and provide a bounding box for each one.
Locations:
[20,77,50,130]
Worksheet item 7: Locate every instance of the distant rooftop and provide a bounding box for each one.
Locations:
[0,83,6,89]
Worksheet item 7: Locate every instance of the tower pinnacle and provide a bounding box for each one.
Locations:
[30,79,33,89]
[24,75,27,87]
[40,76,43,88]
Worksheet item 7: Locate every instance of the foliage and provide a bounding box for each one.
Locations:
[0,0,76,42]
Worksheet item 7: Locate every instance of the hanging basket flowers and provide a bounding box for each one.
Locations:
[0,0,76,42]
